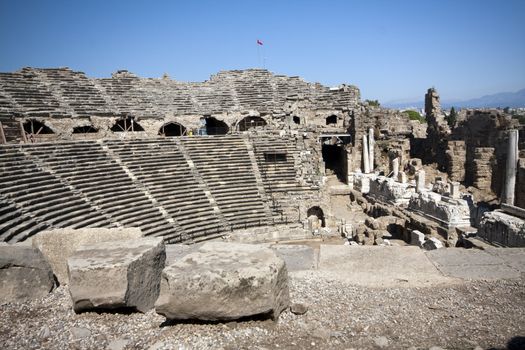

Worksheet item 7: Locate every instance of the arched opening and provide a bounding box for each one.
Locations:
[322,144,348,183]
[326,115,338,125]
[72,125,98,133]
[203,117,228,135]
[158,122,187,137]
[23,119,55,142]
[307,206,325,227]
[111,116,144,132]
[238,116,267,131]
[292,116,301,125]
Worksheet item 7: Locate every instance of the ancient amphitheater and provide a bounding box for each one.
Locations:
[1,67,524,350]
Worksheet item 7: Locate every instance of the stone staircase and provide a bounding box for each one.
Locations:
[0,135,308,243]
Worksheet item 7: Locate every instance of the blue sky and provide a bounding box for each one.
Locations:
[0,0,524,102]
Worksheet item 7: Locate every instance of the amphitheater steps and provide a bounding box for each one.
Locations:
[181,135,269,230]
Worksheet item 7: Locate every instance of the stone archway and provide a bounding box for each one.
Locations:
[203,117,228,135]
[238,116,267,131]
[23,119,55,142]
[111,116,144,132]
[307,206,325,227]
[158,122,187,137]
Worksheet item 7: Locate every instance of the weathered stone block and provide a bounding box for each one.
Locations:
[0,245,55,302]
[423,237,444,250]
[410,230,425,247]
[155,242,290,321]
[68,237,165,313]
[33,227,143,285]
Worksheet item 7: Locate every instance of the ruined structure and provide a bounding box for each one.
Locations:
[0,67,524,248]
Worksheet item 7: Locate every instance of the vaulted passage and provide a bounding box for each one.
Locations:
[322,144,347,183]
[111,117,144,132]
[73,125,98,133]
[307,206,325,227]
[23,119,54,135]
[238,116,266,131]
[159,122,186,137]
[202,117,228,135]
[23,119,55,142]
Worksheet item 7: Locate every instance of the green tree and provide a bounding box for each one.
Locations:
[365,99,380,107]
[405,110,425,123]
[446,107,457,127]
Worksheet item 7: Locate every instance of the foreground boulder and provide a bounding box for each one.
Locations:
[155,242,290,321]
[33,227,143,285]
[68,237,165,313]
[0,245,55,303]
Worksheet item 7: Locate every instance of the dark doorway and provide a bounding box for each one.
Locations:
[307,206,325,227]
[326,115,337,125]
[23,119,54,135]
[238,116,267,131]
[204,117,228,135]
[111,116,144,132]
[23,119,55,142]
[292,116,300,125]
[322,144,347,183]
[158,122,186,137]
[73,125,98,133]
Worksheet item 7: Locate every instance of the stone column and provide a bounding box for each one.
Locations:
[503,130,519,205]
[362,134,370,174]
[392,157,399,179]
[416,170,426,193]
[368,128,375,172]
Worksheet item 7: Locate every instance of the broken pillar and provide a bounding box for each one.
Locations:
[503,130,519,205]
[362,134,370,173]
[392,157,399,179]
[368,128,375,172]
[450,182,460,199]
[416,170,426,193]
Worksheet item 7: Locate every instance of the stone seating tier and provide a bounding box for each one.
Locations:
[0,136,303,242]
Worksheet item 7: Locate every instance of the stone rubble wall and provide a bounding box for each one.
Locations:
[472,147,495,192]
[446,141,466,182]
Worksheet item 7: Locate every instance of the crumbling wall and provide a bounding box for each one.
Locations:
[424,88,450,170]
[446,141,466,182]
[472,147,495,192]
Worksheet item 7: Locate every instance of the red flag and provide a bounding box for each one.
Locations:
[257,39,263,46]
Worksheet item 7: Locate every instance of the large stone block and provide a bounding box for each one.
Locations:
[32,227,143,285]
[0,245,55,302]
[155,242,290,321]
[68,237,165,313]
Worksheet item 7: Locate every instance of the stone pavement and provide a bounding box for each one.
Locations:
[166,243,525,287]
[426,247,525,280]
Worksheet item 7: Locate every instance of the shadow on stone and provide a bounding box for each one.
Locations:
[159,310,274,328]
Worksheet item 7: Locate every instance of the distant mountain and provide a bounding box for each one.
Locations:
[383,88,525,110]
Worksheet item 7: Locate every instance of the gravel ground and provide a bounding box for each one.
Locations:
[1,272,524,350]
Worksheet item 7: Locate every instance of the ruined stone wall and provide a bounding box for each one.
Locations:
[472,147,495,192]
[446,141,466,182]
[424,88,450,170]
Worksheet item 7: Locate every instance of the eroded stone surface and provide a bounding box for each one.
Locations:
[68,237,165,313]
[155,242,290,321]
[0,245,55,302]
[33,227,143,285]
